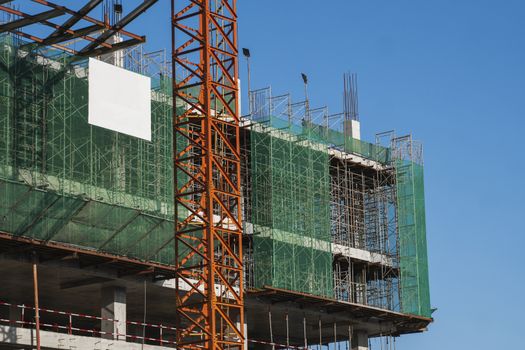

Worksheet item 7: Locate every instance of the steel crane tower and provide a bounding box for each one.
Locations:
[171,1,245,349]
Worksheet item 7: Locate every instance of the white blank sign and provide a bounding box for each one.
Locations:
[88,58,151,141]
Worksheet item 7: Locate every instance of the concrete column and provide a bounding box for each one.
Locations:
[7,301,23,346]
[101,286,126,341]
[244,321,249,350]
[235,315,248,350]
[351,330,368,350]
[344,119,361,140]
[9,301,23,326]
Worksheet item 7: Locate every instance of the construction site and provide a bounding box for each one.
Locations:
[0,1,432,350]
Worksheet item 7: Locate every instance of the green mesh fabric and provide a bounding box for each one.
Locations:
[396,160,431,317]
[263,115,391,164]
[324,128,391,164]
[0,34,178,265]
[251,119,333,297]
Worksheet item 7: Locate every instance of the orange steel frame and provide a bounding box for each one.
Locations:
[171,1,244,350]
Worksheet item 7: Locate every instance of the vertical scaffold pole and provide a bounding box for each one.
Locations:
[172,0,244,349]
[269,307,274,350]
[303,315,308,350]
[334,322,337,350]
[286,311,290,350]
[32,254,41,350]
[318,318,322,350]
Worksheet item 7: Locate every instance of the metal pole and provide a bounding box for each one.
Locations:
[32,255,41,350]
[142,279,146,350]
[302,73,309,109]
[318,318,322,350]
[301,73,310,123]
[246,55,251,114]
[286,312,290,349]
[348,325,352,350]
[334,322,337,350]
[303,315,308,350]
[269,307,274,350]
[304,82,308,107]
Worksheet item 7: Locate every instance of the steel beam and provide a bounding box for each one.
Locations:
[79,0,158,55]
[76,37,144,58]
[45,0,103,39]
[0,1,149,54]
[33,24,103,47]
[0,8,65,33]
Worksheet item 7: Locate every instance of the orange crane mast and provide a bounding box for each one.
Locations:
[172,1,245,349]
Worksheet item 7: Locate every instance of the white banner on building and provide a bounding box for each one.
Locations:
[88,58,151,141]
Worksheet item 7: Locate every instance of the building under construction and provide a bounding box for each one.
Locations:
[0,1,432,350]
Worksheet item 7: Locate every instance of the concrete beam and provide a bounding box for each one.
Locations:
[60,276,113,289]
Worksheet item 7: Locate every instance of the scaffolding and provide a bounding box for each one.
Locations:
[248,88,333,297]
[0,33,177,265]
[328,114,400,312]
[393,135,431,317]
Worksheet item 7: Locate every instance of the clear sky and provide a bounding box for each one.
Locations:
[123,1,523,348]
[4,1,523,347]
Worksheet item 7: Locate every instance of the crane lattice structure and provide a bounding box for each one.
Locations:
[172,1,245,349]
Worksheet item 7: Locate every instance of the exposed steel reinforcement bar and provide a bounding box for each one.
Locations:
[172,1,244,349]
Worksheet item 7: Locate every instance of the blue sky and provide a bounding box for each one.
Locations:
[138,1,525,348]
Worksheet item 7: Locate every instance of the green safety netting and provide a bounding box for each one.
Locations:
[250,117,333,297]
[261,114,391,164]
[396,160,431,317]
[0,34,179,265]
[324,128,391,164]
